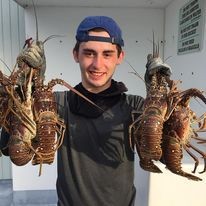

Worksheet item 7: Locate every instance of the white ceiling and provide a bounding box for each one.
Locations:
[14,0,174,8]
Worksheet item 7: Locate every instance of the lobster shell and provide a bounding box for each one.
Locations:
[8,112,35,166]
[32,84,65,165]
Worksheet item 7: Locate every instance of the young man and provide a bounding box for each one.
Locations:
[0,16,171,206]
[55,16,144,206]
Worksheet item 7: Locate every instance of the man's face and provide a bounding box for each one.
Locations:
[73,30,124,93]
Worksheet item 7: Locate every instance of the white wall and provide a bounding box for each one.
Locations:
[13,5,164,206]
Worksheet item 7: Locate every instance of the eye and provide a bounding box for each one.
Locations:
[104,53,111,57]
[103,52,113,58]
[83,50,95,57]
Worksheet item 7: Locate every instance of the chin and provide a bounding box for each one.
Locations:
[89,79,104,86]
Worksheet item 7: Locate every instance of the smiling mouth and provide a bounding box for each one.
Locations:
[89,71,105,77]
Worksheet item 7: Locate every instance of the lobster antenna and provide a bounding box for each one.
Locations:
[31,0,38,41]
[43,34,66,44]
[147,34,158,55]
[124,59,145,83]
[0,58,12,73]
[152,31,160,58]
[157,40,160,57]
[164,55,172,62]
[153,31,155,57]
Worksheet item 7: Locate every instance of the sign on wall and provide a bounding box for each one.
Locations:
[177,0,205,55]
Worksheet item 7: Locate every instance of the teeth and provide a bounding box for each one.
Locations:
[91,72,103,76]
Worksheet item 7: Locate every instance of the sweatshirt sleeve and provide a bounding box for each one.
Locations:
[126,94,144,113]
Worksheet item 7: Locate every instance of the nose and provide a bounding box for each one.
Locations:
[92,55,104,69]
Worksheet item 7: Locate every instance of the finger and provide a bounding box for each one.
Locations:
[28,48,42,60]
[29,43,44,55]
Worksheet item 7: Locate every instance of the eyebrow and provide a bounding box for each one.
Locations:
[82,48,116,53]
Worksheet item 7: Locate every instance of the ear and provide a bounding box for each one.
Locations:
[73,49,79,63]
[117,50,125,65]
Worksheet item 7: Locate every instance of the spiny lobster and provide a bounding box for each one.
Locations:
[0,0,102,175]
[129,51,173,173]
[130,49,206,181]
[130,71,173,173]
[0,64,38,166]
[31,68,101,175]
[0,41,102,176]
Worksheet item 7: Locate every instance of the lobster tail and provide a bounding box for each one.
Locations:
[162,134,202,181]
[140,114,164,160]
[9,137,34,166]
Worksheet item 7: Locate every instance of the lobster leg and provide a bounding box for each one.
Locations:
[166,88,206,122]
[197,114,206,132]
[183,144,199,173]
[186,142,206,174]
[193,135,206,144]
[199,158,206,174]
[128,113,142,152]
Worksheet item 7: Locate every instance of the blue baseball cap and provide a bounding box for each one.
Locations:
[76,16,124,47]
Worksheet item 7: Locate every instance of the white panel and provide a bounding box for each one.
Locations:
[10,0,20,66]
[0,158,2,179]
[148,163,206,206]
[2,156,12,179]
[1,0,12,75]
[0,0,3,180]
[0,0,25,180]
[0,0,12,180]
[0,0,5,70]
[12,155,57,191]
[18,4,26,48]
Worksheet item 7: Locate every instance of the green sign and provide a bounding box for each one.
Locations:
[177,0,205,55]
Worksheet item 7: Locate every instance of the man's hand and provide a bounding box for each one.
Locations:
[17,40,46,78]
[144,54,172,83]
